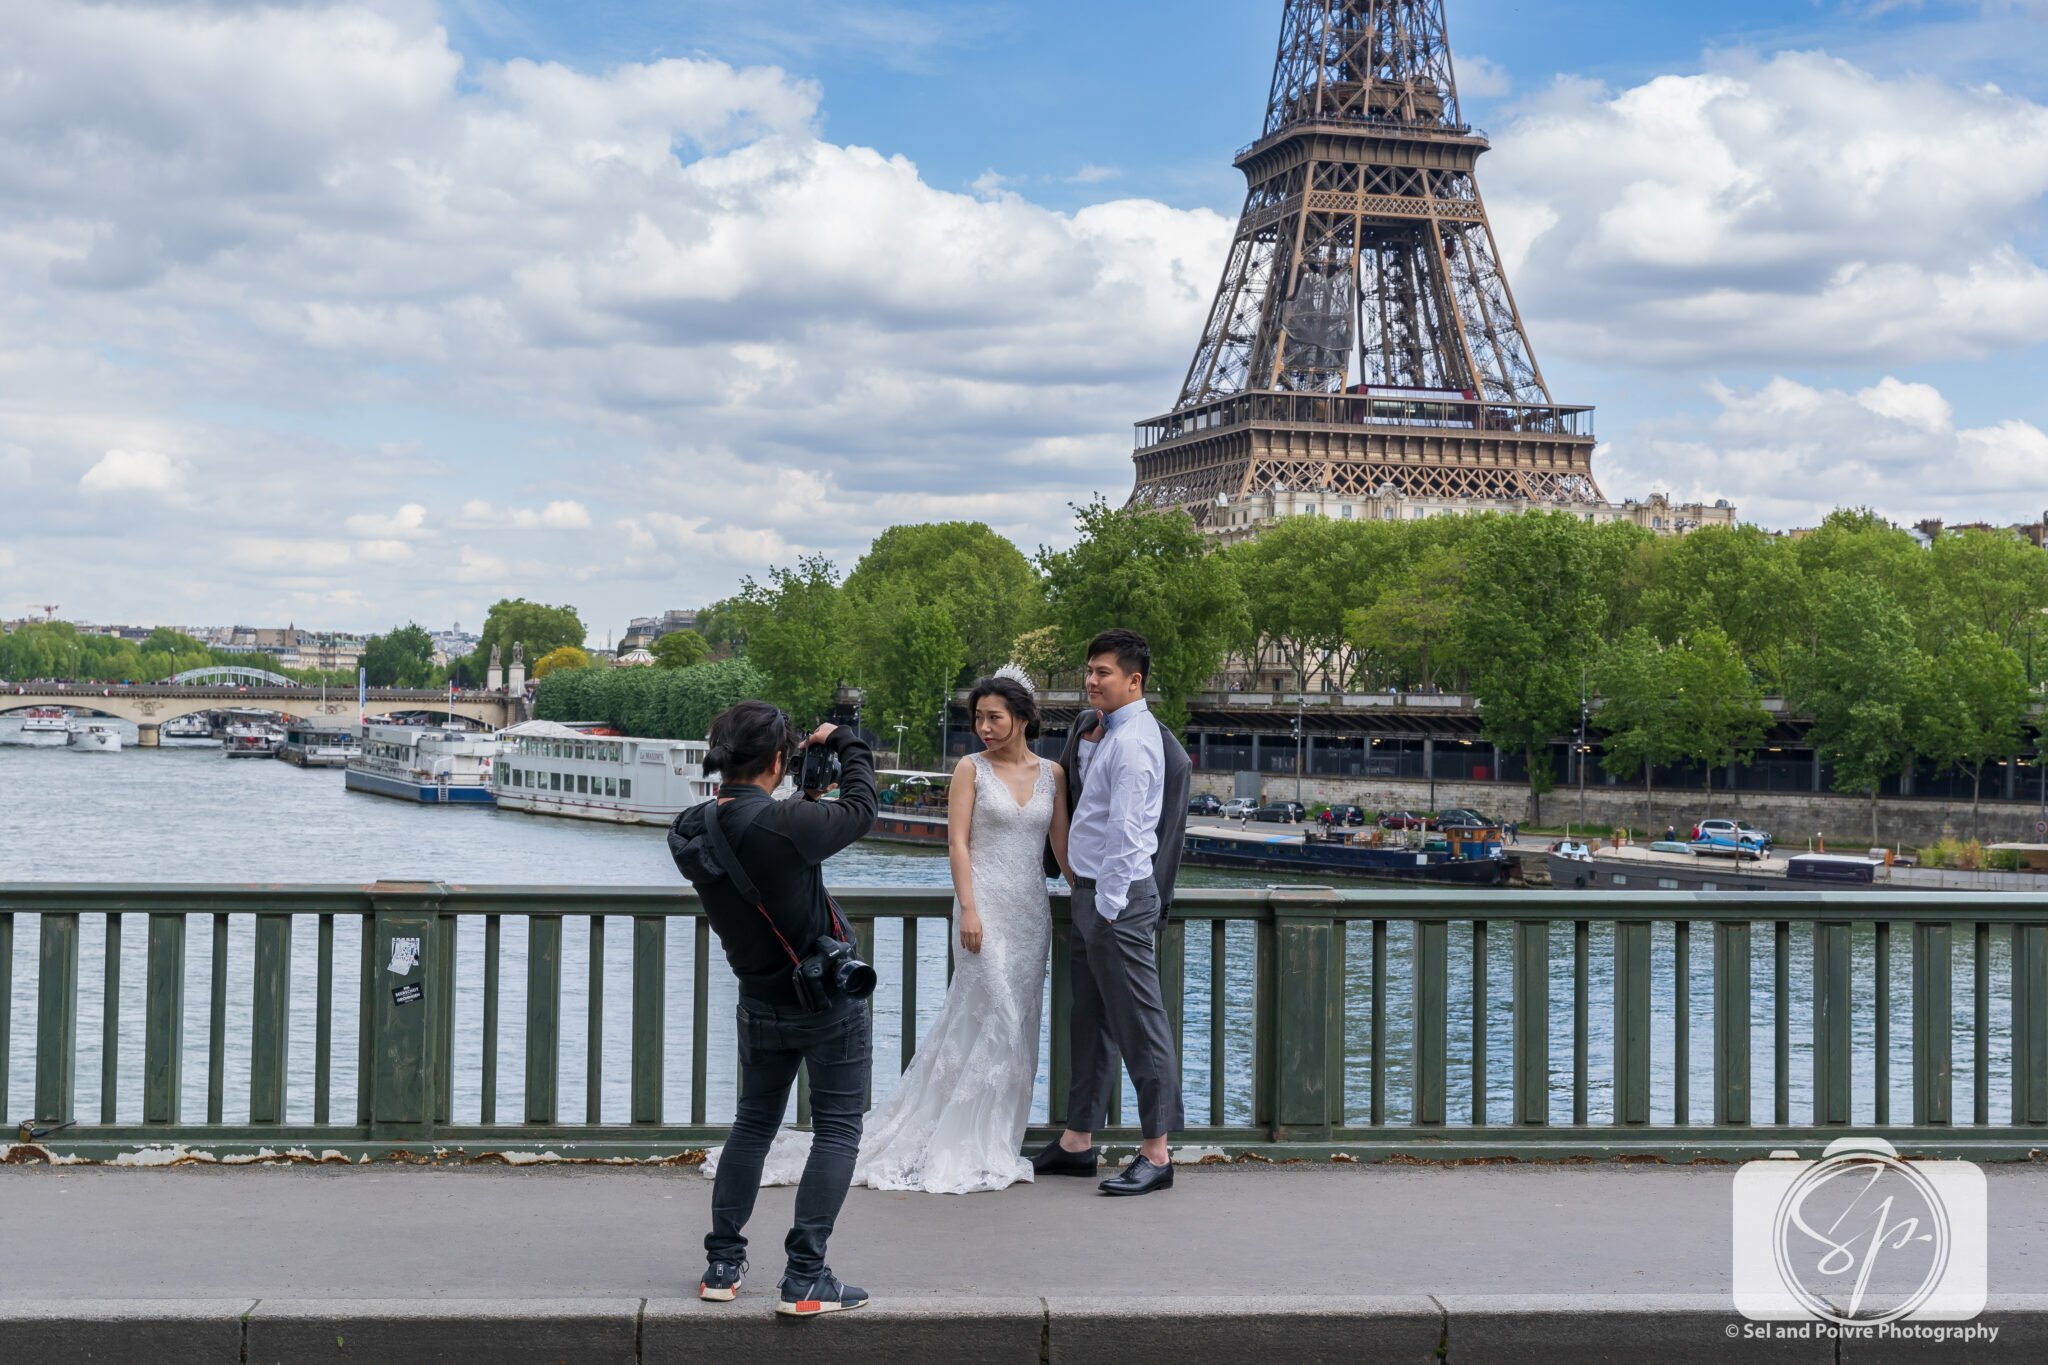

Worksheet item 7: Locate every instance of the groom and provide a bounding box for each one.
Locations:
[1032,628,1191,1196]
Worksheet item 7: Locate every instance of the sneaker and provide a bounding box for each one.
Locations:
[698,1258,746,1302]
[776,1268,869,1317]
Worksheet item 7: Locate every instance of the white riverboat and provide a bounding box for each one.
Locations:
[279,724,358,768]
[345,723,499,804]
[67,722,123,752]
[15,706,71,744]
[223,722,285,758]
[490,720,716,825]
[162,714,216,741]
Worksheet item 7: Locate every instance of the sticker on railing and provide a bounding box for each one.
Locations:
[391,982,424,1006]
[387,936,421,976]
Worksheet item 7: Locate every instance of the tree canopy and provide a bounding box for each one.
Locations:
[479,598,585,670]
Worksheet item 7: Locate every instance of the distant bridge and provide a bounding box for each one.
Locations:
[168,665,298,688]
[0,683,523,742]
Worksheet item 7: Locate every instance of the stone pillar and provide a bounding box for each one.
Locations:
[487,643,504,693]
[136,724,160,748]
[2006,760,2019,802]
[1813,749,1824,793]
[1197,731,1211,770]
[507,643,526,694]
[1900,757,1915,798]
[1250,733,1262,775]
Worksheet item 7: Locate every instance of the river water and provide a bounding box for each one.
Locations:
[0,717,2015,1133]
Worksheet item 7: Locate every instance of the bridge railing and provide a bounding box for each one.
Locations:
[3,883,2046,1160]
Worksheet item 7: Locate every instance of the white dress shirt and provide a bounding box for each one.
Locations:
[1068,698,1164,921]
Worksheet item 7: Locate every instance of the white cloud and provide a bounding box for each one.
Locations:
[1485,51,2048,365]
[78,449,180,495]
[1603,375,2048,528]
[1458,56,1512,99]
[228,537,352,572]
[456,500,594,530]
[343,502,429,540]
[1067,163,1123,184]
[455,546,510,583]
[353,539,414,564]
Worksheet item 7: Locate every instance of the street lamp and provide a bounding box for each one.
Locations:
[1577,664,1590,830]
[1293,693,1306,806]
[893,723,907,770]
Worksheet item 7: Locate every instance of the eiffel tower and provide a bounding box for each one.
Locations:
[1130,0,1601,524]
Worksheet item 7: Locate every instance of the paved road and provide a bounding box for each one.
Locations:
[6,1161,2047,1300]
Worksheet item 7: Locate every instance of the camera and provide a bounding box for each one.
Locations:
[792,934,877,1012]
[797,742,841,795]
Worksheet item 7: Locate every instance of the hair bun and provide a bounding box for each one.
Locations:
[703,743,731,773]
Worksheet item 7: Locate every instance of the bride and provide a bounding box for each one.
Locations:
[702,667,1069,1194]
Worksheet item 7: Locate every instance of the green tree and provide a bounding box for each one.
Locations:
[1221,515,1372,694]
[855,587,967,765]
[1007,624,1068,688]
[531,658,768,739]
[1918,629,2032,838]
[1668,625,1772,816]
[1462,512,1606,823]
[733,554,848,724]
[479,598,586,670]
[1347,538,1468,692]
[360,624,437,688]
[1793,578,1928,845]
[1928,529,2048,651]
[841,522,1042,678]
[533,645,590,678]
[1590,627,1684,825]
[651,630,709,669]
[1640,524,1808,693]
[1037,498,1246,732]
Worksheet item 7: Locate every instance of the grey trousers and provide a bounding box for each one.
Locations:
[1066,878,1186,1140]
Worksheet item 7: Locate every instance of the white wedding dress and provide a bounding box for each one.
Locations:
[702,751,1054,1194]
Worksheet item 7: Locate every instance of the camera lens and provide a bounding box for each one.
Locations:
[836,958,877,998]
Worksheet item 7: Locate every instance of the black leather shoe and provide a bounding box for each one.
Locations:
[1098,1155,1174,1196]
[1031,1138,1099,1176]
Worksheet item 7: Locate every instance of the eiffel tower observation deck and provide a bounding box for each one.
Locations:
[1131,0,1603,525]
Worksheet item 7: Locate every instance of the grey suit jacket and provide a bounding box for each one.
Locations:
[1042,705,1192,910]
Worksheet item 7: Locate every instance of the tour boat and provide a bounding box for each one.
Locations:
[345,723,499,803]
[279,724,358,768]
[864,769,956,847]
[1182,822,1513,884]
[490,720,716,825]
[15,706,70,744]
[66,722,123,753]
[222,722,285,758]
[1545,846,1899,893]
[162,714,216,741]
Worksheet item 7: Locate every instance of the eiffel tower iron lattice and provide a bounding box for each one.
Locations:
[1129,0,1602,524]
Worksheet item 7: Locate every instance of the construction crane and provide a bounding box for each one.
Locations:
[34,604,59,622]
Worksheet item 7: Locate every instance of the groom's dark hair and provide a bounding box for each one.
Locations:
[1085,628,1149,689]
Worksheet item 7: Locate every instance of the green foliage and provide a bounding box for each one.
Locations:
[1793,577,1928,842]
[531,658,770,740]
[732,554,848,725]
[1917,627,2031,834]
[1037,498,1247,732]
[361,624,437,688]
[479,598,586,670]
[1986,847,2024,872]
[0,622,230,684]
[650,630,709,669]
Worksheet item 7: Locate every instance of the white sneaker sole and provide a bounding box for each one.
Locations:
[776,1297,869,1317]
[698,1282,740,1303]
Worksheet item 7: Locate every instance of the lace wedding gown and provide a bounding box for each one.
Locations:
[702,752,1054,1194]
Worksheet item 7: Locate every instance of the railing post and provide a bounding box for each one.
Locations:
[365,883,445,1140]
[1254,910,1277,1131]
[1413,917,1447,1126]
[35,912,79,1124]
[1813,921,1853,1125]
[1714,921,1751,1126]
[2015,923,2048,1125]
[1912,921,1953,1126]
[249,912,293,1124]
[1613,919,1652,1125]
[1049,903,1072,1127]
[1269,899,1333,1140]
[1512,918,1549,1126]
[630,915,666,1125]
[143,913,186,1124]
[527,913,563,1124]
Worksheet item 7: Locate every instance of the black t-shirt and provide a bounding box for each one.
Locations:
[670,728,877,1004]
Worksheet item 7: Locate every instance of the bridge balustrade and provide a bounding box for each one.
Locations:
[3,883,2046,1160]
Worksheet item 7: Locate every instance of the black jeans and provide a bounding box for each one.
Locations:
[705,992,871,1282]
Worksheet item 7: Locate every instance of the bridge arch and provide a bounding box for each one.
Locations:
[170,666,298,688]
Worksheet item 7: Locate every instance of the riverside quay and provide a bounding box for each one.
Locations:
[6,881,2048,1362]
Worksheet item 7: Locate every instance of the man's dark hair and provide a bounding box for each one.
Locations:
[703,700,790,783]
[1085,629,1149,689]
[967,675,1041,740]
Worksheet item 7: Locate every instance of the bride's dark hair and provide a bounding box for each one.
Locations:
[966,675,1040,741]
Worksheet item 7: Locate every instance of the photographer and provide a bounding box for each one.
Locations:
[668,700,878,1317]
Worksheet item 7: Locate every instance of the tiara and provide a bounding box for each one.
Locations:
[992,662,1037,698]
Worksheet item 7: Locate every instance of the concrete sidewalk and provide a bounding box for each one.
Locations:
[5,1162,2047,1362]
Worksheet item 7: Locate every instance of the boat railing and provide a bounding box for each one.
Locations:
[5,883,2048,1161]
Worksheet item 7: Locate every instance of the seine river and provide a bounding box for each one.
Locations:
[1,717,2014,1134]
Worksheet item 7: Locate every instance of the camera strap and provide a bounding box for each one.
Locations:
[700,797,807,971]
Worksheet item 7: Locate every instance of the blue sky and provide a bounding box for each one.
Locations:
[3,0,2046,636]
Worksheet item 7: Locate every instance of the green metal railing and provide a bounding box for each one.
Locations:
[3,883,2046,1161]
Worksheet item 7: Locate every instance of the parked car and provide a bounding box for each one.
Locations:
[1690,818,1767,860]
[1435,807,1494,828]
[1318,803,1367,826]
[1251,801,1307,824]
[1221,797,1259,819]
[1188,793,1223,816]
[1379,810,1434,831]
